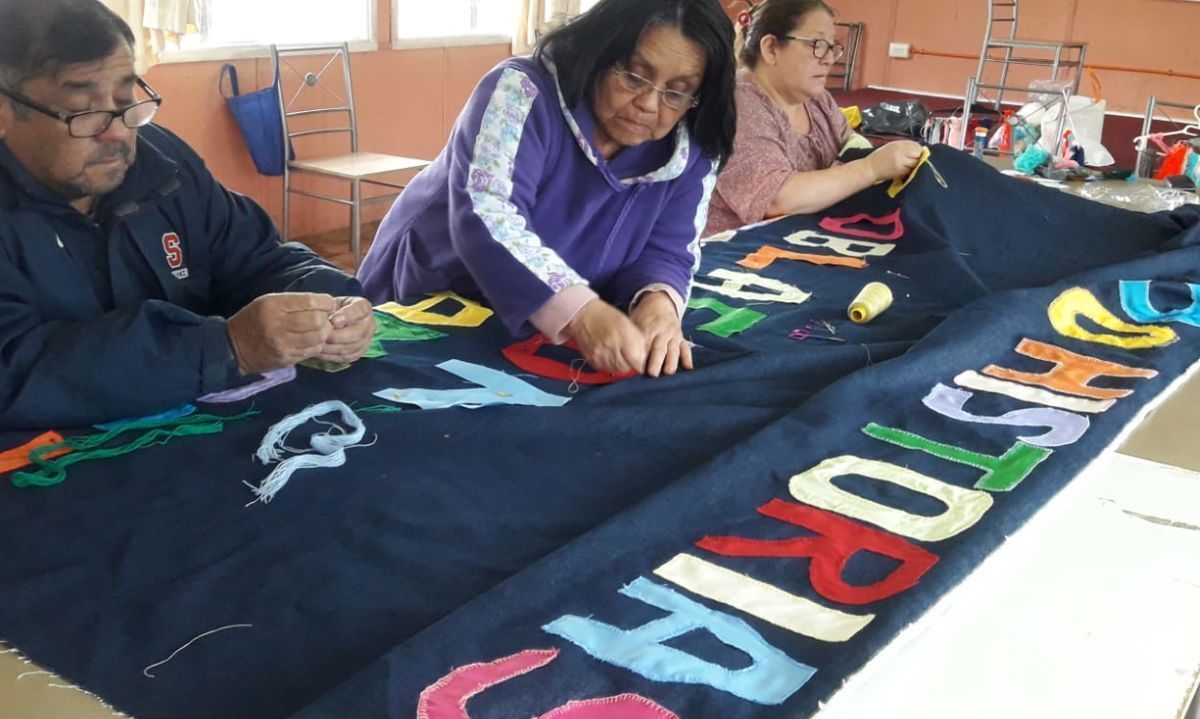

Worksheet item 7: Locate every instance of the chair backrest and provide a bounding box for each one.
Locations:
[985,0,1019,43]
[270,42,359,156]
[826,22,863,92]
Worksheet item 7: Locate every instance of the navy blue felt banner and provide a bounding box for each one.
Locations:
[1,147,1198,719]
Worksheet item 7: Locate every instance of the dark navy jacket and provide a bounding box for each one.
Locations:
[0,125,361,429]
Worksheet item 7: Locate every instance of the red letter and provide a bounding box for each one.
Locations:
[698,499,938,605]
[501,335,634,385]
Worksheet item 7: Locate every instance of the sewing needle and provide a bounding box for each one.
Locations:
[926,159,949,189]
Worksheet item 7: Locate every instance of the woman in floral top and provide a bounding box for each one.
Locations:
[705,0,924,235]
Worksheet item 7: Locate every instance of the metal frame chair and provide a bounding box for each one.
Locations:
[826,22,864,92]
[958,0,1087,152]
[271,43,431,267]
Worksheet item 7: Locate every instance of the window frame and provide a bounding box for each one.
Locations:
[158,0,380,64]
[390,0,514,50]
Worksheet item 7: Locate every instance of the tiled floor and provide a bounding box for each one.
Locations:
[298,220,381,275]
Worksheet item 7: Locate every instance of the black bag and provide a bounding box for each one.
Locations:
[860,100,930,137]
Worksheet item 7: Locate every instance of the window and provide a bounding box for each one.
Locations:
[394,0,519,40]
[391,0,603,44]
[179,0,374,50]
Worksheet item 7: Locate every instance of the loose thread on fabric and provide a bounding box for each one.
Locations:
[94,404,197,431]
[5,645,131,716]
[143,624,253,678]
[34,409,258,456]
[197,367,296,404]
[568,359,587,395]
[248,401,366,504]
[16,670,53,680]
[11,409,260,488]
[43,681,132,717]
[353,404,408,415]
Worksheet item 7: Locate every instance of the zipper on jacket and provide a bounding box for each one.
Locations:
[597,185,645,267]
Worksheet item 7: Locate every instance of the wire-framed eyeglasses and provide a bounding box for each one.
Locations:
[0,77,163,138]
[780,35,846,62]
[610,68,699,111]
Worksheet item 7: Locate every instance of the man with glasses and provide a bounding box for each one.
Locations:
[0,0,375,428]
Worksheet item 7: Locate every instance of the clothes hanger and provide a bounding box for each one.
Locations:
[1133,103,1200,151]
[1185,104,1200,136]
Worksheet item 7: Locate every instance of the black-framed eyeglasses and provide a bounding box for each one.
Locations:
[780,35,846,62]
[0,77,162,138]
[610,68,699,111]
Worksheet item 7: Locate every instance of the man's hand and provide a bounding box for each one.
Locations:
[630,291,693,378]
[314,296,376,364]
[226,293,337,375]
[565,299,647,375]
[866,140,925,182]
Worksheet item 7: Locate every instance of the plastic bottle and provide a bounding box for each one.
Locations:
[972,127,988,159]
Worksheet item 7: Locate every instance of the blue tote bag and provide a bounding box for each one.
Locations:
[219,63,292,176]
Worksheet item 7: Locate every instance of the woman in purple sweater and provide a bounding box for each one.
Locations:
[359,0,735,377]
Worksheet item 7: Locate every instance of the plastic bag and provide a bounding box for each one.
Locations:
[1020,74,1114,167]
[860,100,929,137]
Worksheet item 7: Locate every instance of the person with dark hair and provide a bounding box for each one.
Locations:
[705,0,925,234]
[359,0,736,378]
[0,0,375,429]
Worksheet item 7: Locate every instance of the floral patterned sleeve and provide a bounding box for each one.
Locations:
[445,65,594,337]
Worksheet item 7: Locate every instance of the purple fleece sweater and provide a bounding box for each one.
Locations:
[358,55,717,338]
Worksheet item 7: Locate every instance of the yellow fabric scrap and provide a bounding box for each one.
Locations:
[887,146,932,199]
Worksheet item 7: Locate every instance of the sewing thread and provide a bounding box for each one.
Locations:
[848,282,894,324]
[248,401,366,503]
[143,623,253,678]
[11,410,259,488]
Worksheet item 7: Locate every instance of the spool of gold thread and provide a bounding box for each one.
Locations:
[848,282,893,324]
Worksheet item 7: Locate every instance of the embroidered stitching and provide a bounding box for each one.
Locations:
[537,693,680,719]
[818,208,905,241]
[687,298,767,338]
[654,553,876,642]
[377,293,494,328]
[737,246,867,271]
[863,422,1053,493]
[417,648,560,719]
[983,338,1158,400]
[1120,280,1200,328]
[955,370,1116,414]
[692,269,811,304]
[783,230,896,259]
[1048,287,1177,349]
